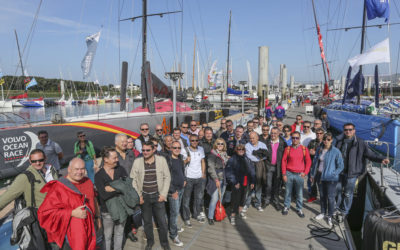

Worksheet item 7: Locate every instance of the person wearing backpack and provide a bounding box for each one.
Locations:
[274,102,285,120]
[74,131,97,183]
[281,131,312,218]
[0,149,58,249]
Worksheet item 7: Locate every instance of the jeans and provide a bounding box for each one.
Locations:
[142,193,169,248]
[244,185,254,207]
[283,171,304,210]
[336,175,357,215]
[102,212,125,250]
[317,180,337,217]
[231,185,246,214]
[83,155,95,183]
[265,166,281,205]
[208,183,226,219]
[182,178,205,220]
[168,189,183,239]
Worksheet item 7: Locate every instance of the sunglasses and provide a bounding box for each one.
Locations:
[303,126,310,128]
[344,128,353,131]
[142,149,152,152]
[156,129,163,132]
[172,147,181,149]
[190,124,197,127]
[217,143,224,146]
[141,128,149,131]
[79,135,86,137]
[237,148,245,151]
[226,124,233,127]
[291,137,300,140]
[182,126,188,129]
[31,158,45,163]
[191,139,199,142]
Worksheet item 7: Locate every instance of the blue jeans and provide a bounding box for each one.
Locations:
[168,189,183,239]
[318,181,337,217]
[83,155,95,183]
[244,186,254,207]
[283,171,304,210]
[208,183,226,219]
[336,175,357,215]
[182,178,205,220]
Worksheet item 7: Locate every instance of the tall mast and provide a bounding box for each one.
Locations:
[226,10,232,93]
[357,1,368,104]
[192,36,196,91]
[14,30,25,77]
[141,0,148,108]
[310,0,328,89]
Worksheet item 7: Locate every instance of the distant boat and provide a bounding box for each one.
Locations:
[19,97,44,107]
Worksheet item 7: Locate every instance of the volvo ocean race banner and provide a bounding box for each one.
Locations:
[366,0,390,22]
[81,31,101,79]
[348,38,390,68]
[25,77,38,90]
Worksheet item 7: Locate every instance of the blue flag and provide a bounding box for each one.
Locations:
[25,77,38,90]
[365,0,390,22]
[345,69,365,101]
[342,66,352,104]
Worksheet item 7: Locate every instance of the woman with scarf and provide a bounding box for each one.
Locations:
[310,132,344,227]
[74,131,96,183]
[206,138,229,225]
[226,144,255,225]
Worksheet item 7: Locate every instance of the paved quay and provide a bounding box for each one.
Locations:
[125,105,348,250]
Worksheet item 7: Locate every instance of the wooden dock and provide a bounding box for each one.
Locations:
[125,105,349,250]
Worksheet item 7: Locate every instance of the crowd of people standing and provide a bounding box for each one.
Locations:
[0,107,390,250]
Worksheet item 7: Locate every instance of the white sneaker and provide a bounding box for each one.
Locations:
[199,211,206,218]
[177,227,184,233]
[173,236,184,247]
[315,213,325,220]
[242,205,248,213]
[327,217,333,227]
[239,211,247,219]
[230,217,236,226]
[257,206,264,212]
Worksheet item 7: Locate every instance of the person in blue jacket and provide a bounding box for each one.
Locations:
[274,102,285,120]
[310,132,344,227]
[225,144,255,226]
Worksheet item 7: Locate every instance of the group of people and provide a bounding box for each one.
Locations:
[0,112,389,250]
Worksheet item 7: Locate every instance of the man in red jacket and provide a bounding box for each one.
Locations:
[38,158,99,250]
[281,131,311,218]
[291,115,304,133]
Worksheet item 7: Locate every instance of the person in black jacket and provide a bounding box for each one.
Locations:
[95,147,134,250]
[226,144,255,225]
[199,127,215,156]
[264,127,287,210]
[335,123,389,217]
[226,125,247,156]
[166,141,186,247]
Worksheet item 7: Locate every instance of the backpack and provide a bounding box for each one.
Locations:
[265,108,272,118]
[285,145,306,167]
[10,171,48,250]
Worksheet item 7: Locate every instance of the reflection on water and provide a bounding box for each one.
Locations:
[0,102,142,128]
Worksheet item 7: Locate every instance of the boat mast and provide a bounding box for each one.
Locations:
[357,1,368,104]
[226,10,232,93]
[310,0,328,93]
[14,30,25,79]
[141,0,148,108]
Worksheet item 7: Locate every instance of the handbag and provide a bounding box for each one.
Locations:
[214,187,227,221]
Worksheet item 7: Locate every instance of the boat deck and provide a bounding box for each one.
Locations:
[125,105,349,250]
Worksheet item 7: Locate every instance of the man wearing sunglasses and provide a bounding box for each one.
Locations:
[335,123,389,220]
[291,115,303,133]
[131,141,171,250]
[36,130,63,172]
[182,134,207,226]
[135,123,155,153]
[180,122,190,145]
[0,149,58,211]
[153,124,164,146]
[300,121,316,147]
[220,120,235,143]
[281,131,312,218]
[189,121,200,136]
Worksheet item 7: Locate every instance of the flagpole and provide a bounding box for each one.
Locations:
[358,0,368,104]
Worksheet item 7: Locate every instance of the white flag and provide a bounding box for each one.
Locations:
[348,38,390,68]
[81,31,101,79]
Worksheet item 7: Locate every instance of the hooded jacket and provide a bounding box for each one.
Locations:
[310,146,344,181]
[38,177,96,250]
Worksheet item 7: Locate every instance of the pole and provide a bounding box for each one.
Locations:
[242,83,244,125]
[192,36,196,91]
[226,10,232,93]
[141,0,148,108]
[357,0,368,104]
[172,79,177,128]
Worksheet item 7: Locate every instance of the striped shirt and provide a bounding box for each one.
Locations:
[143,162,158,194]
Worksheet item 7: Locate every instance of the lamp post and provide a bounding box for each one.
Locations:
[165,72,184,128]
[239,81,247,125]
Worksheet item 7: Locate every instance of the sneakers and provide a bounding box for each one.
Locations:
[257,206,264,212]
[297,209,305,218]
[315,213,325,220]
[282,207,289,215]
[230,217,236,226]
[173,236,184,247]
[307,197,317,203]
[327,217,333,227]
[197,217,206,224]
[239,211,247,219]
[242,205,248,213]
[199,211,206,219]
[184,220,192,228]
[177,227,184,233]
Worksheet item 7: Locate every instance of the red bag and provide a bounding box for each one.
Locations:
[214,188,226,221]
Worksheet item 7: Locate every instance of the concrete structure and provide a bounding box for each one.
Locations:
[281,64,287,100]
[290,75,294,97]
[258,46,269,113]
[341,76,346,93]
